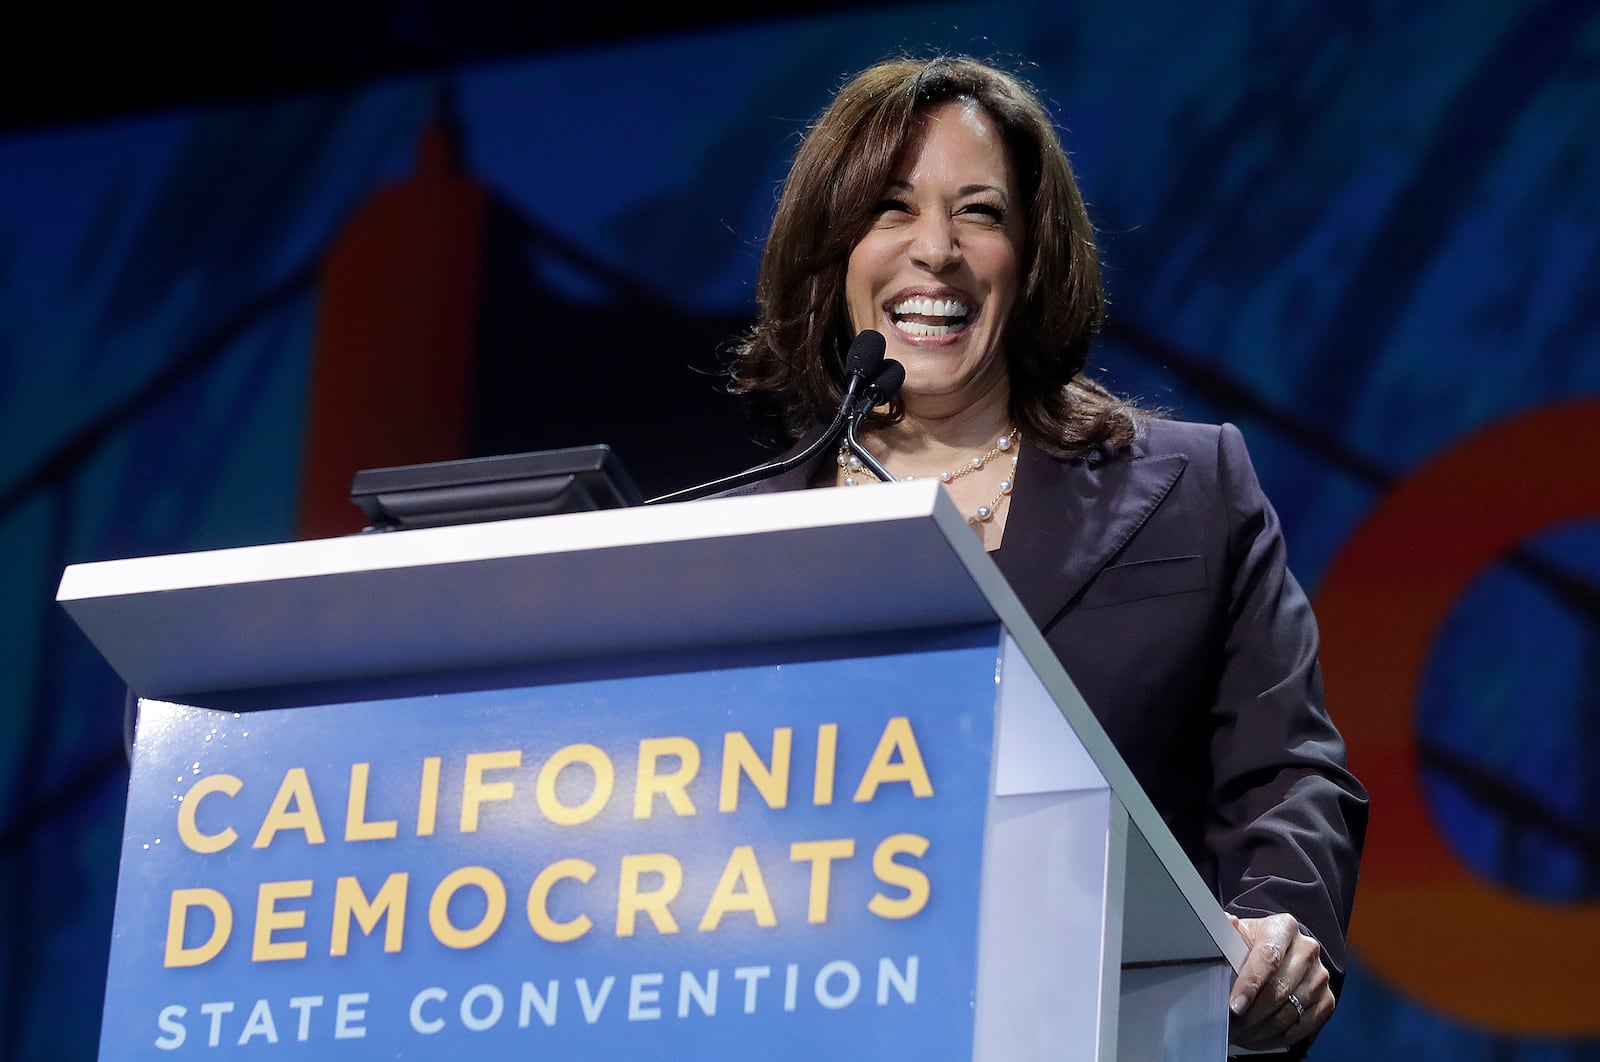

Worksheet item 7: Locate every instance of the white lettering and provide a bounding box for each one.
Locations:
[784,962,799,1011]
[815,960,861,1009]
[288,996,324,1041]
[199,1002,234,1047]
[461,984,505,1031]
[237,999,279,1044]
[520,980,559,1027]
[678,970,717,1018]
[154,1005,186,1050]
[733,965,771,1013]
[410,987,447,1034]
[878,955,918,1004]
[576,976,614,1024]
[627,972,663,1021]
[334,993,368,1039]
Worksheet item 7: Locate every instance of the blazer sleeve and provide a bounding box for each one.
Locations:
[1205,423,1369,996]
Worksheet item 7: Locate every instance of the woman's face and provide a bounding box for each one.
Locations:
[845,99,1025,419]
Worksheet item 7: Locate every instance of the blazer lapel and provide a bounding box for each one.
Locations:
[995,439,1188,632]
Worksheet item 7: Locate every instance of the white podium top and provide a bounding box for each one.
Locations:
[58,483,1011,700]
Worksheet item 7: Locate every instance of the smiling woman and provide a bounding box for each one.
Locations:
[728,54,1369,1058]
[730,56,1138,545]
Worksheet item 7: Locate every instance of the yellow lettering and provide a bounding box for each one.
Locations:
[252,879,313,961]
[536,744,614,826]
[634,737,699,819]
[719,729,791,812]
[527,858,595,943]
[461,750,522,833]
[790,838,855,924]
[429,866,507,949]
[177,774,242,854]
[868,833,930,919]
[616,853,683,936]
[344,762,398,842]
[417,756,441,836]
[698,845,777,931]
[164,887,232,968]
[253,768,327,848]
[814,723,839,805]
[853,717,933,802]
[331,873,408,956]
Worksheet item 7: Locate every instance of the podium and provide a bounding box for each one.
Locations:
[58,481,1246,1059]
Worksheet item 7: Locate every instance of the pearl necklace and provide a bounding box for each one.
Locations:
[838,428,1019,522]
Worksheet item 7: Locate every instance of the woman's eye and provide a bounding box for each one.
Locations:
[960,203,1005,221]
[874,198,911,215]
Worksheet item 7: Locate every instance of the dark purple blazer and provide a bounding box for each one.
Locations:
[747,417,1368,997]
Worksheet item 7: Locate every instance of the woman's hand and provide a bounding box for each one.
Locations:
[1226,912,1334,1050]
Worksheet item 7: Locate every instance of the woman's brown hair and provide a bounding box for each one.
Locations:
[730,54,1139,457]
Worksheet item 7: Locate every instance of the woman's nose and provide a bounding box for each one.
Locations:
[909,214,960,272]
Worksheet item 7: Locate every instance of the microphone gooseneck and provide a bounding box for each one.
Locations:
[644,331,890,505]
[843,358,904,483]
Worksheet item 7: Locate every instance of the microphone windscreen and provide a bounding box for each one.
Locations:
[844,329,887,379]
[867,359,906,403]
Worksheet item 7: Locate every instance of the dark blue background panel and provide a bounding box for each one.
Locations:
[3,2,1598,1057]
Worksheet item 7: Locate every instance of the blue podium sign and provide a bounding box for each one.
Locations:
[102,631,1000,1058]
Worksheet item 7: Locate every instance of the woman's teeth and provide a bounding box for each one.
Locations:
[891,295,970,336]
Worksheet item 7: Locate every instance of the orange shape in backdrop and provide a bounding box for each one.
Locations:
[1316,398,1600,1034]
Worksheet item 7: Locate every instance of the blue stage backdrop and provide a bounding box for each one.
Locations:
[2,2,1598,1058]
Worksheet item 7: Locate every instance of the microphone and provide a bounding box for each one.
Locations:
[842,359,904,483]
[839,328,887,411]
[853,358,905,417]
[644,331,890,505]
